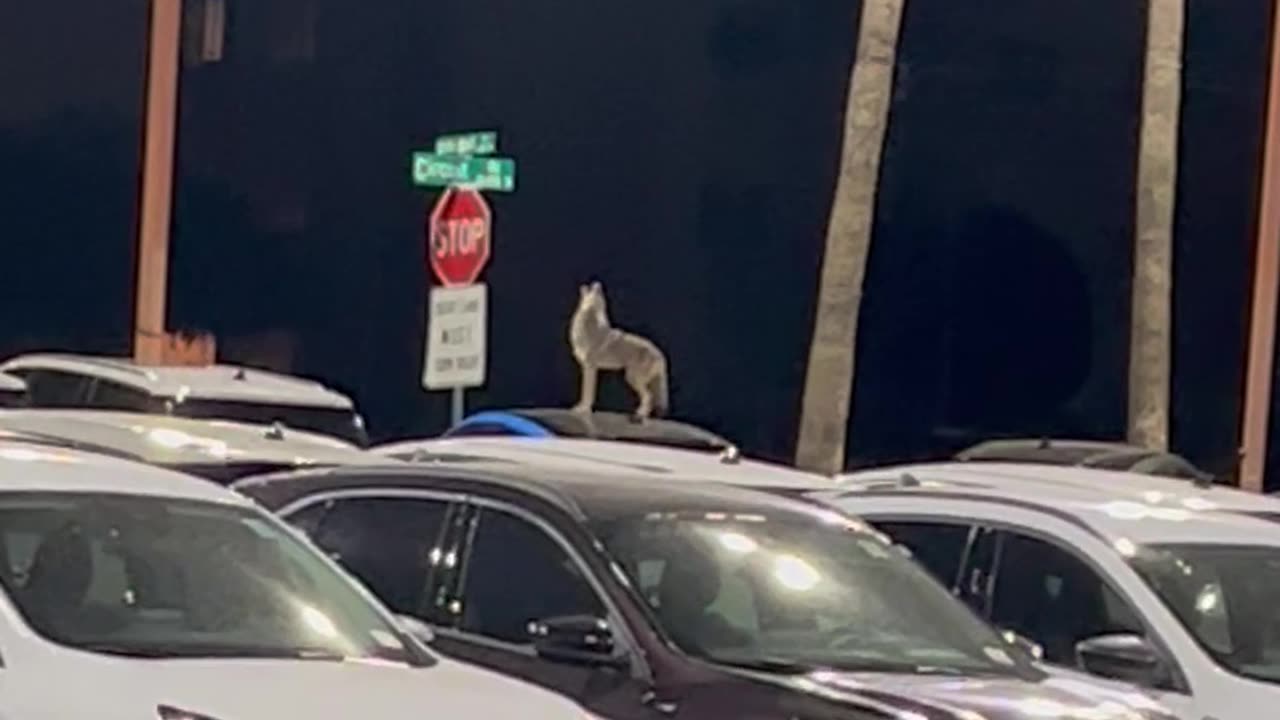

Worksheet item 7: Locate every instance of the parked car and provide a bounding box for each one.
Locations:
[0,409,385,484]
[234,459,1177,720]
[956,438,1213,483]
[817,461,1280,720]
[0,436,599,719]
[0,353,367,445]
[442,408,733,453]
[374,435,832,495]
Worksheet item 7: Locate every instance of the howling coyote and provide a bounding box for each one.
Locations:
[569,282,669,420]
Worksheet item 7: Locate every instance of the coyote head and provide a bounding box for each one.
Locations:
[577,281,607,318]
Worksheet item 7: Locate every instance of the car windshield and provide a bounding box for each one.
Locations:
[0,492,428,664]
[1130,543,1280,684]
[596,511,1036,677]
[173,399,367,446]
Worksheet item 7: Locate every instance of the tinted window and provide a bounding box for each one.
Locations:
[460,508,603,644]
[992,533,1143,664]
[310,497,449,615]
[284,501,331,538]
[959,527,1001,614]
[23,371,91,408]
[87,380,153,412]
[876,521,972,589]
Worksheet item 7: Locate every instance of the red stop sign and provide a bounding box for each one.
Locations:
[428,187,492,286]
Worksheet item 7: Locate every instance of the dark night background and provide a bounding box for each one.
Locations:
[0,1,1275,485]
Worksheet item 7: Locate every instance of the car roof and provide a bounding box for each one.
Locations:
[450,408,733,451]
[0,372,25,393]
[828,462,1280,547]
[0,354,353,409]
[0,410,379,470]
[372,436,836,491]
[955,438,1210,479]
[0,436,250,505]
[237,457,855,530]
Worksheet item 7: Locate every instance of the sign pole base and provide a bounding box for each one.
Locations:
[451,387,465,426]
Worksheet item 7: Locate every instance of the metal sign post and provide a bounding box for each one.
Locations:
[414,130,514,427]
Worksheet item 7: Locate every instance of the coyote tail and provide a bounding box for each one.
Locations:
[649,360,669,417]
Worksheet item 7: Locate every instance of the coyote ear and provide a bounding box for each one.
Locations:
[580,284,589,297]
[591,281,602,292]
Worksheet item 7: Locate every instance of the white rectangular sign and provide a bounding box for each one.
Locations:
[423,283,487,390]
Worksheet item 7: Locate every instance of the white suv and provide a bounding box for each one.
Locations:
[818,462,1280,720]
[0,438,594,720]
[0,354,367,445]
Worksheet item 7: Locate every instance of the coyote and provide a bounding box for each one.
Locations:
[569,282,669,420]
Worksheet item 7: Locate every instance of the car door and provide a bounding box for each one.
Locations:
[431,496,655,720]
[985,529,1147,665]
[853,501,1197,714]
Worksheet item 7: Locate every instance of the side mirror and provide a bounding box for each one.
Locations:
[396,614,436,646]
[1075,634,1167,688]
[528,615,627,669]
[999,628,1044,661]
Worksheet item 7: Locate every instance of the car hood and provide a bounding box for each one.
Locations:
[779,669,1180,720]
[10,653,586,720]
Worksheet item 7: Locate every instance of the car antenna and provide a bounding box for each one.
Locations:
[899,472,921,488]
[234,367,248,381]
[264,422,286,441]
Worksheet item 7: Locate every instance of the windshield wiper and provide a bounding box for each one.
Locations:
[81,642,346,661]
[707,655,817,675]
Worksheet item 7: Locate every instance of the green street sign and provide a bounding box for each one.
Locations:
[412,153,516,192]
[435,131,498,156]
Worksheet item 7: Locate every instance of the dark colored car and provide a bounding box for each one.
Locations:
[234,462,1173,720]
[444,408,733,453]
[957,438,1213,485]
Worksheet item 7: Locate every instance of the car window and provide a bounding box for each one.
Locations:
[955,526,1001,615]
[991,532,1143,664]
[309,497,450,616]
[0,492,427,664]
[597,513,1038,677]
[875,521,973,590]
[87,379,153,412]
[284,501,330,539]
[459,507,604,645]
[1131,544,1280,684]
[22,370,92,408]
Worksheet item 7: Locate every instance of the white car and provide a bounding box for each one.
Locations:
[0,353,367,445]
[817,462,1280,720]
[0,409,385,484]
[0,438,595,720]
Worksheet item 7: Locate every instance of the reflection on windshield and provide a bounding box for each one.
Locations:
[0,492,424,664]
[1131,544,1280,685]
[597,512,1035,677]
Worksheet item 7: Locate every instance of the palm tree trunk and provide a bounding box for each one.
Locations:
[796,0,906,474]
[1128,0,1185,450]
